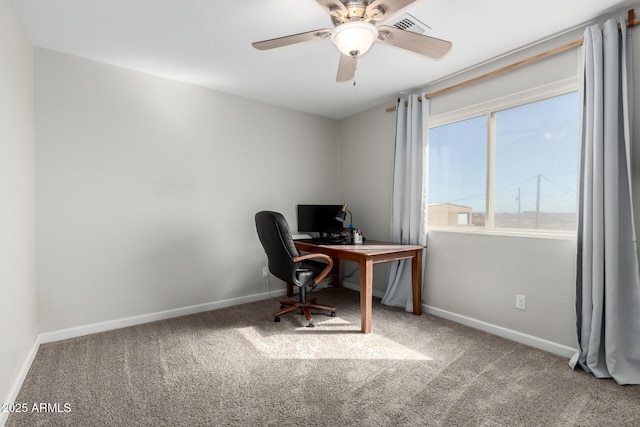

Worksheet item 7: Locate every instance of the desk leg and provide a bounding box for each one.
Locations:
[411,249,423,315]
[360,258,373,333]
[332,258,340,287]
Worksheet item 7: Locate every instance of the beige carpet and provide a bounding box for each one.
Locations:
[7,288,640,426]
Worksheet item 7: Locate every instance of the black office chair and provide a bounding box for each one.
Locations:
[255,211,336,327]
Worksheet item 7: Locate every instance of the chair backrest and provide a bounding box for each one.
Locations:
[255,211,300,284]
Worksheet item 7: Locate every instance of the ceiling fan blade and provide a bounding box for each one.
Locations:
[365,0,419,21]
[336,54,357,82]
[376,25,452,59]
[252,29,332,50]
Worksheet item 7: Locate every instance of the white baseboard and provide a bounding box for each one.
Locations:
[39,289,286,344]
[340,281,575,358]
[423,304,577,358]
[1,336,41,427]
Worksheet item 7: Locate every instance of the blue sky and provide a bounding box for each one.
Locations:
[428,92,579,214]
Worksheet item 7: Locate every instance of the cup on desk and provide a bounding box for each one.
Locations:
[352,229,363,244]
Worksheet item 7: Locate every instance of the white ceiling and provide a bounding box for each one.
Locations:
[13,0,638,120]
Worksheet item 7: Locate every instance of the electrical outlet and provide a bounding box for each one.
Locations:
[516,295,526,310]
[262,267,269,278]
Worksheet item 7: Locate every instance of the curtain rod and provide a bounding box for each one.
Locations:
[386,8,638,113]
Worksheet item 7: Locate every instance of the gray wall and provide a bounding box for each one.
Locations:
[34,49,341,333]
[0,0,38,418]
[425,30,583,349]
[338,20,640,351]
[338,104,396,292]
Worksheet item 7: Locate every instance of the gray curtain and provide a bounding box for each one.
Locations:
[381,93,428,312]
[570,18,640,385]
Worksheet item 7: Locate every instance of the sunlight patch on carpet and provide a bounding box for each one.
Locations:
[237,324,432,361]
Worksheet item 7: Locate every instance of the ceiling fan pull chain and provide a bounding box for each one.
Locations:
[353,53,358,86]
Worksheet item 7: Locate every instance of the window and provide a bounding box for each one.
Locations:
[428,116,487,227]
[428,91,579,233]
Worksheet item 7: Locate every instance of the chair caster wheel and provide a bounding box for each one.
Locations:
[274,317,281,323]
[280,305,286,309]
[331,311,336,317]
[307,322,315,328]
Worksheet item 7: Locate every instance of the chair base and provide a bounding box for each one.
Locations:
[273,298,336,327]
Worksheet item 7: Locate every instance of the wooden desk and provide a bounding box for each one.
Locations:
[293,240,424,334]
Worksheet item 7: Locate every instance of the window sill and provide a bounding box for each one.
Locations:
[427,225,576,240]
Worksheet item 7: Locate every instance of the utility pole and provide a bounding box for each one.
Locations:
[535,174,541,228]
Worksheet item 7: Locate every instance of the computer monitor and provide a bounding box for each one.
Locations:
[297,204,344,236]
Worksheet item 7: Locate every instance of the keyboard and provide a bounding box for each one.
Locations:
[298,238,349,245]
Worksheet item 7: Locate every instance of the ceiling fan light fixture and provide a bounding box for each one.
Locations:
[330,21,378,57]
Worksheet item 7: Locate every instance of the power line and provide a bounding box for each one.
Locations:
[540,174,576,196]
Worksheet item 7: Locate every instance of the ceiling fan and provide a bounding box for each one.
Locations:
[252,0,452,83]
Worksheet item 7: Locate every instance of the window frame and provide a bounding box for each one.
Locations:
[427,77,579,238]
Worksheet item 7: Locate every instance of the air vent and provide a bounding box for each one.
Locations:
[388,13,431,35]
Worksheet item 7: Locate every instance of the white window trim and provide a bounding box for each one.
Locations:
[426,223,577,240]
[429,77,578,128]
[427,76,579,238]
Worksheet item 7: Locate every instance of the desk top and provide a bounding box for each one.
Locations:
[294,240,423,263]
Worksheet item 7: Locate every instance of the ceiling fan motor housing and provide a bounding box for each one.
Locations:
[330,1,384,26]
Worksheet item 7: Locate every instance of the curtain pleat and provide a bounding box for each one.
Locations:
[382,93,428,311]
[570,18,640,385]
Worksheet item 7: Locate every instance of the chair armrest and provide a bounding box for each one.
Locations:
[292,253,334,284]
